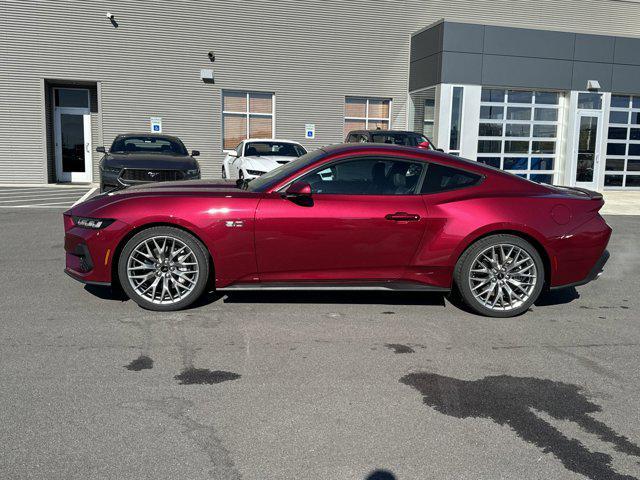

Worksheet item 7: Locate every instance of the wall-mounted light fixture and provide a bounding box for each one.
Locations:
[207,51,216,62]
[201,69,214,84]
[586,80,601,92]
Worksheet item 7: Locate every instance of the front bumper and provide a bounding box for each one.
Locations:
[63,214,129,285]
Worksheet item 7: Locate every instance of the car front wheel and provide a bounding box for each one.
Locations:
[454,234,544,317]
[118,226,210,311]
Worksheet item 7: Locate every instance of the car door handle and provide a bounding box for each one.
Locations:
[385,212,421,222]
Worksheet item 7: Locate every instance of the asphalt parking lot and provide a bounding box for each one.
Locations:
[1,208,639,480]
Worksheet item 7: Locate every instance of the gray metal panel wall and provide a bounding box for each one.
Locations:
[411,20,640,93]
[3,0,640,183]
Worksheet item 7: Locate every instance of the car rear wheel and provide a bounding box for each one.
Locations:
[118,226,210,311]
[454,234,544,317]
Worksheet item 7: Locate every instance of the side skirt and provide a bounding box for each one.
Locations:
[218,281,450,292]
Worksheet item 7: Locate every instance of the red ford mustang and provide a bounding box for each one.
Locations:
[63,144,611,317]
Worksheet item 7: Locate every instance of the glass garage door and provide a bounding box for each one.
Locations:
[476,88,561,184]
[605,95,640,189]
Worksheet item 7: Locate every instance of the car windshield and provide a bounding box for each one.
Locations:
[110,136,188,155]
[246,148,326,192]
[245,142,306,157]
[370,132,429,148]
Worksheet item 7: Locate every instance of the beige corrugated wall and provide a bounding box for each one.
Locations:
[1,0,639,183]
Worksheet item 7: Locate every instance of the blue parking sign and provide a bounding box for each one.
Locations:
[150,117,162,133]
[305,124,315,139]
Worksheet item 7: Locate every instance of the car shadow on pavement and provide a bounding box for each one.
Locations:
[535,286,580,307]
[84,284,128,302]
[221,290,447,306]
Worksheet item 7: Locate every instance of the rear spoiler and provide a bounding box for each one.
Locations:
[550,185,603,201]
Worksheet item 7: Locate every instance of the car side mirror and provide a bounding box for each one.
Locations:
[228,150,238,157]
[284,181,312,198]
[96,146,106,153]
[191,150,200,156]
[418,141,431,149]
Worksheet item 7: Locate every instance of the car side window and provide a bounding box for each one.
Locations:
[421,163,481,194]
[299,157,424,195]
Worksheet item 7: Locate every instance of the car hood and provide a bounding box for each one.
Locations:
[244,155,295,171]
[103,153,198,170]
[66,180,251,217]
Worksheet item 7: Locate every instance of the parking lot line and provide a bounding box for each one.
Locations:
[72,187,98,207]
[0,192,90,201]
[0,186,94,209]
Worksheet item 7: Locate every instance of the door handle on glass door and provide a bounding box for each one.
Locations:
[86,143,90,153]
[385,212,420,221]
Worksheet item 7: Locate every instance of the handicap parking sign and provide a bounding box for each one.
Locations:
[150,117,162,133]
[305,123,315,139]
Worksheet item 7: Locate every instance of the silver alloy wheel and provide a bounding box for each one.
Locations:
[126,235,200,305]
[468,243,537,311]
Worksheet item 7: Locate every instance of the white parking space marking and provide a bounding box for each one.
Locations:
[72,187,97,207]
[0,186,95,209]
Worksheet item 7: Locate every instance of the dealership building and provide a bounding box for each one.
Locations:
[2,0,640,191]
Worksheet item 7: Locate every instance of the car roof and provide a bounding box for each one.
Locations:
[347,130,422,135]
[114,133,183,142]
[244,138,302,144]
[319,143,500,176]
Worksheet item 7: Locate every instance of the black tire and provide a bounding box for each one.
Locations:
[117,226,210,311]
[453,234,544,318]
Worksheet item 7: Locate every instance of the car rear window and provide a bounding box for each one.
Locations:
[370,132,424,147]
[421,163,482,194]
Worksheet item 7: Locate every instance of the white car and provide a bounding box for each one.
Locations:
[222,139,307,180]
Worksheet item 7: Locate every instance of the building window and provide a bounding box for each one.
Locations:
[449,87,464,154]
[605,95,640,189]
[344,97,391,138]
[409,87,437,141]
[477,88,561,184]
[222,90,274,150]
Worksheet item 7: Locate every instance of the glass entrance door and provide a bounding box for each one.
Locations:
[54,88,92,183]
[572,112,602,190]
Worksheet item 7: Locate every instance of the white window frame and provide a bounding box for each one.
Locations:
[603,94,640,190]
[477,88,563,184]
[448,86,465,155]
[222,90,275,152]
[344,97,392,132]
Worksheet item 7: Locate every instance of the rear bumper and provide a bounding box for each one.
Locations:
[550,249,609,290]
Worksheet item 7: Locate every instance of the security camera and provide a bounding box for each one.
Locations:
[207,51,216,62]
[106,12,114,20]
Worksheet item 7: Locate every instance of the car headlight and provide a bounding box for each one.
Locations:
[186,168,200,177]
[72,216,115,229]
[246,169,266,176]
